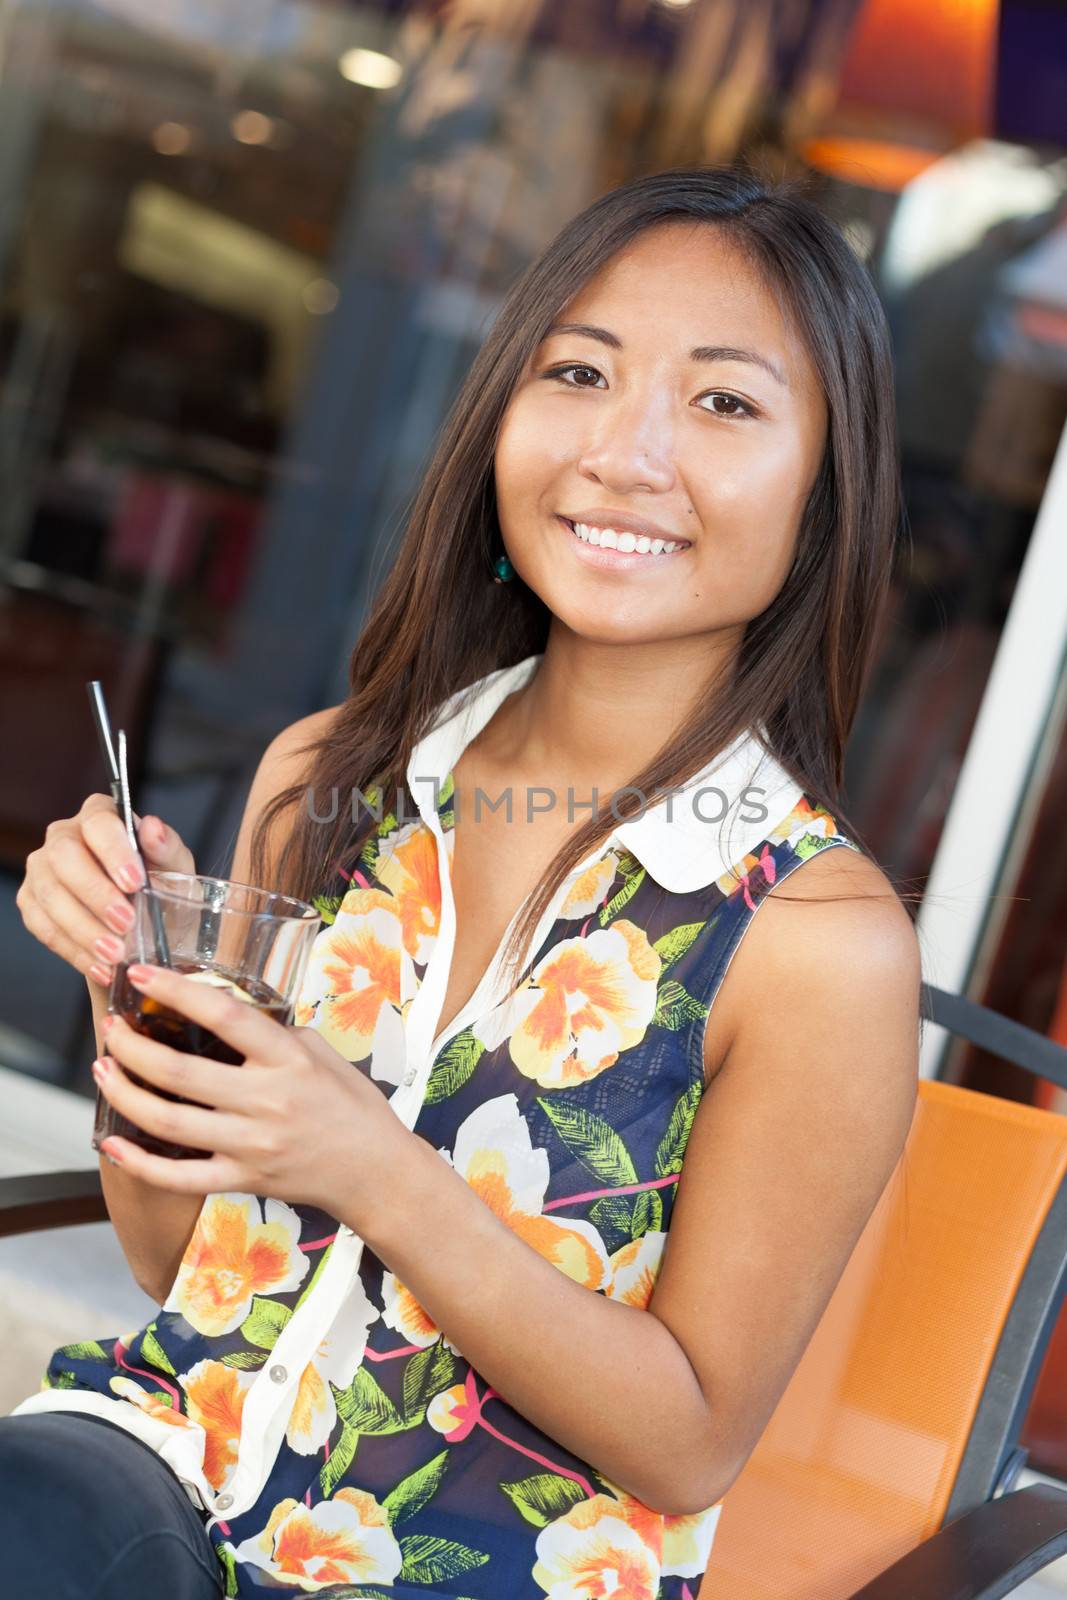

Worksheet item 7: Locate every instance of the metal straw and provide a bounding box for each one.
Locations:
[85,680,172,967]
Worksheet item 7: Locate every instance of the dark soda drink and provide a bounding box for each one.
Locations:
[92,958,293,1160]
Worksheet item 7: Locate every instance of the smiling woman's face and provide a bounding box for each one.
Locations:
[494,220,828,650]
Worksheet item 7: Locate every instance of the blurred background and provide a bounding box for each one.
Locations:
[1,0,1066,1490]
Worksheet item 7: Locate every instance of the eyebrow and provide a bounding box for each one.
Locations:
[542,321,789,389]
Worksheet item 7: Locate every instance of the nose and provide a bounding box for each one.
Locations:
[574,388,675,496]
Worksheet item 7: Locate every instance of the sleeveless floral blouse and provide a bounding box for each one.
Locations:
[14,653,861,1598]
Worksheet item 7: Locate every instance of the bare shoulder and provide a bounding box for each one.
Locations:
[263,703,345,775]
[703,841,921,1085]
[231,703,346,883]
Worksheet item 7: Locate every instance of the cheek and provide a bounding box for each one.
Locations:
[495,399,572,518]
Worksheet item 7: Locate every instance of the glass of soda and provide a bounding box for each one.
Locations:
[91,871,322,1160]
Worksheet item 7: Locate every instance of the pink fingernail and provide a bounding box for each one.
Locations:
[119,863,144,890]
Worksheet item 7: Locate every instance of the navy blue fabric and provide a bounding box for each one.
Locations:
[0,1412,223,1599]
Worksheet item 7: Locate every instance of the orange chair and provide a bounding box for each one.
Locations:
[3,985,1067,1597]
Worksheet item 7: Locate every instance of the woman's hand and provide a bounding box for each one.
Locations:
[93,962,410,1218]
[16,796,195,991]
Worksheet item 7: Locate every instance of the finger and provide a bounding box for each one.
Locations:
[102,1012,270,1114]
[26,853,133,973]
[17,896,108,982]
[78,795,147,893]
[124,964,292,1065]
[39,823,141,937]
[135,815,196,875]
[99,1135,238,1196]
[92,1054,245,1159]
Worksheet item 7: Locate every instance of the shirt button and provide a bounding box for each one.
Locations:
[269,1364,288,1384]
[215,1493,234,1510]
[402,1069,416,1086]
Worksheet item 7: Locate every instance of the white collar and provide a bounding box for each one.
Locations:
[405,653,802,894]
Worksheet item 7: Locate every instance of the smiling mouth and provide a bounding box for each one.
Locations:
[560,517,691,556]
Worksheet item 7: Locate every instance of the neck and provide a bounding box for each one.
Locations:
[483,623,743,794]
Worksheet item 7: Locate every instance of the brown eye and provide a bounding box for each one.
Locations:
[544,363,605,388]
[697,391,756,419]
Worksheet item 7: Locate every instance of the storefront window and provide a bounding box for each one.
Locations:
[1,0,1064,1089]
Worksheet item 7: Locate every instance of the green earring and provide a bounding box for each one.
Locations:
[492,552,516,584]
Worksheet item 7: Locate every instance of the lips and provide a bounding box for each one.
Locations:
[557,516,690,564]
[562,510,692,546]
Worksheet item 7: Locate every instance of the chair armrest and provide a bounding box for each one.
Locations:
[849,1482,1067,1599]
[0,1170,107,1238]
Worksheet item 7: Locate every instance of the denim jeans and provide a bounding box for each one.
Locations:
[0,1411,223,1599]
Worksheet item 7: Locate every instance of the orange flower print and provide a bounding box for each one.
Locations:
[164,1194,309,1338]
[532,1490,662,1599]
[472,921,661,1090]
[233,1487,402,1592]
[381,1094,610,1347]
[596,1477,724,1581]
[533,1481,724,1595]
[558,850,625,920]
[179,1358,256,1491]
[373,820,444,965]
[286,1277,380,1455]
[297,889,411,1081]
[606,1231,668,1311]
[108,1375,202,1435]
[426,1382,476,1442]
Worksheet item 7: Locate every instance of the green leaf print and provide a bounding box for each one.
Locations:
[588,1194,634,1246]
[382,1448,451,1525]
[44,1369,78,1389]
[598,866,647,926]
[220,1349,268,1370]
[631,1187,663,1237]
[314,1591,397,1599]
[56,1339,110,1361]
[139,1325,176,1375]
[334,1367,406,1435]
[402,1341,456,1426]
[654,1080,704,1177]
[652,978,709,1031]
[294,1241,335,1312]
[215,1543,240,1599]
[320,1420,361,1497]
[398,1533,490,1584]
[652,920,708,971]
[438,772,455,810]
[312,893,344,926]
[499,1471,587,1528]
[424,1032,485,1106]
[795,829,858,861]
[537,1100,639,1186]
[240,1297,292,1350]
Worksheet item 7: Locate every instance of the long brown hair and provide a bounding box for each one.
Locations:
[250,159,908,993]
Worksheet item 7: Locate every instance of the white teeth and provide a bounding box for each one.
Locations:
[571,521,688,556]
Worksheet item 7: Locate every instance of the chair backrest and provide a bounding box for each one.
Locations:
[700,987,1067,1600]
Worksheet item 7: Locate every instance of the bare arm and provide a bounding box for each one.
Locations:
[95,706,340,1302]
[353,846,921,1515]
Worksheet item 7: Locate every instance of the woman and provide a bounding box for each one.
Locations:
[6,163,920,1598]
